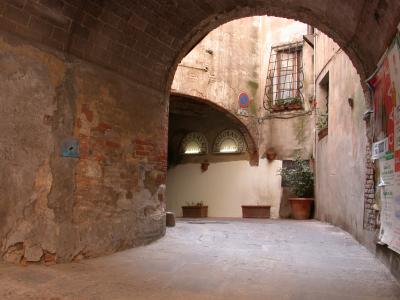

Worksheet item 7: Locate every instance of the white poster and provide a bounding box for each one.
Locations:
[379,155,400,254]
[379,156,395,245]
[390,173,400,253]
[389,38,400,151]
[372,138,388,159]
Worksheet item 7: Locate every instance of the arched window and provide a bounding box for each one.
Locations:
[180,132,208,155]
[213,129,247,154]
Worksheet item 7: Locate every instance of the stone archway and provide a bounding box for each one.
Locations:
[0,0,399,263]
[163,1,400,95]
[0,1,398,92]
[170,93,259,166]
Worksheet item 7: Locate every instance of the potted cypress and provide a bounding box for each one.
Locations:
[182,201,208,218]
[279,156,314,219]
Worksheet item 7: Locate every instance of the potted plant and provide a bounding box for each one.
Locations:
[241,203,271,218]
[279,155,314,219]
[286,97,303,110]
[272,99,285,112]
[182,201,208,218]
[316,111,328,139]
[201,160,210,172]
[265,148,277,161]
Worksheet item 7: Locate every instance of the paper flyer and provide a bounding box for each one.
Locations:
[375,33,400,254]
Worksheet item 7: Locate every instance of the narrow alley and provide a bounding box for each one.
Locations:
[1,220,399,300]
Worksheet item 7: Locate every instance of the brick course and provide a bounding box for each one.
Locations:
[0,0,398,91]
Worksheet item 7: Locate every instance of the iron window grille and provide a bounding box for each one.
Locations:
[263,41,304,112]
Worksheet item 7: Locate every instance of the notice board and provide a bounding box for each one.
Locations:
[368,32,400,254]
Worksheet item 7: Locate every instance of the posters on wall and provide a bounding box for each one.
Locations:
[372,138,388,160]
[369,32,400,254]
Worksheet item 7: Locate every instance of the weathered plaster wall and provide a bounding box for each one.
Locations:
[168,17,314,218]
[261,114,314,160]
[314,31,374,253]
[172,17,265,114]
[168,99,252,166]
[167,160,282,218]
[0,32,72,264]
[172,17,263,150]
[172,16,314,161]
[0,33,166,263]
[315,30,400,280]
[258,18,314,160]
[167,95,283,217]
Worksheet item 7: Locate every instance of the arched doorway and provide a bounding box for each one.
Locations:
[0,1,399,270]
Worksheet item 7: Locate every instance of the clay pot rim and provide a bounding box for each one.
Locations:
[241,205,271,208]
[288,197,314,201]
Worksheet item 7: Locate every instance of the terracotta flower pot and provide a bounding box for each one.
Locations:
[241,205,271,218]
[272,105,285,112]
[201,162,210,172]
[182,206,208,218]
[288,103,302,110]
[266,149,277,161]
[318,127,328,140]
[289,198,314,220]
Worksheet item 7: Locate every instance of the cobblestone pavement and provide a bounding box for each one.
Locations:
[1,219,399,300]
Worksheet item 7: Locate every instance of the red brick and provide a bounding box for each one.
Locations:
[4,0,26,9]
[0,16,17,32]
[99,11,121,28]
[72,23,90,39]
[134,138,155,147]
[85,0,103,18]
[81,104,93,122]
[62,3,79,19]
[135,150,150,156]
[105,141,120,149]
[51,26,69,43]
[4,4,30,26]
[44,36,64,51]
[29,16,53,37]
[43,252,56,265]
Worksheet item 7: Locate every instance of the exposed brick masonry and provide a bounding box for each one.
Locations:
[0,0,399,93]
[364,143,376,230]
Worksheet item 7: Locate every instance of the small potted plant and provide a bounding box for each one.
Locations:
[279,155,314,219]
[182,201,208,218]
[265,148,277,161]
[272,99,285,112]
[241,202,271,218]
[316,111,328,139]
[286,97,303,110]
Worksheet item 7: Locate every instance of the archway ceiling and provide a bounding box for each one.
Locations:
[0,0,399,89]
[170,94,258,164]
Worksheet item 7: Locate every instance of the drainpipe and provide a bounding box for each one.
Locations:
[313,27,318,216]
[307,25,315,35]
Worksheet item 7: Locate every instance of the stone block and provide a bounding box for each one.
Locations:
[166,212,175,227]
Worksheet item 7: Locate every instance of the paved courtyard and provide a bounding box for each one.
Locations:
[0,219,399,300]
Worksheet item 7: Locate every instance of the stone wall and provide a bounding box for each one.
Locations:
[167,95,283,218]
[172,16,315,160]
[0,32,166,263]
[0,0,399,269]
[315,31,369,240]
[167,17,315,219]
[314,31,400,280]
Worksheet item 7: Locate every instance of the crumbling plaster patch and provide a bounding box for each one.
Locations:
[0,34,167,264]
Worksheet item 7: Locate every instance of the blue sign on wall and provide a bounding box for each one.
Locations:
[61,138,79,158]
[239,92,250,108]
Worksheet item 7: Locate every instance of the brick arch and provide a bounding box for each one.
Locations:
[170,92,259,166]
[0,1,398,94]
[0,0,399,264]
[164,0,400,94]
